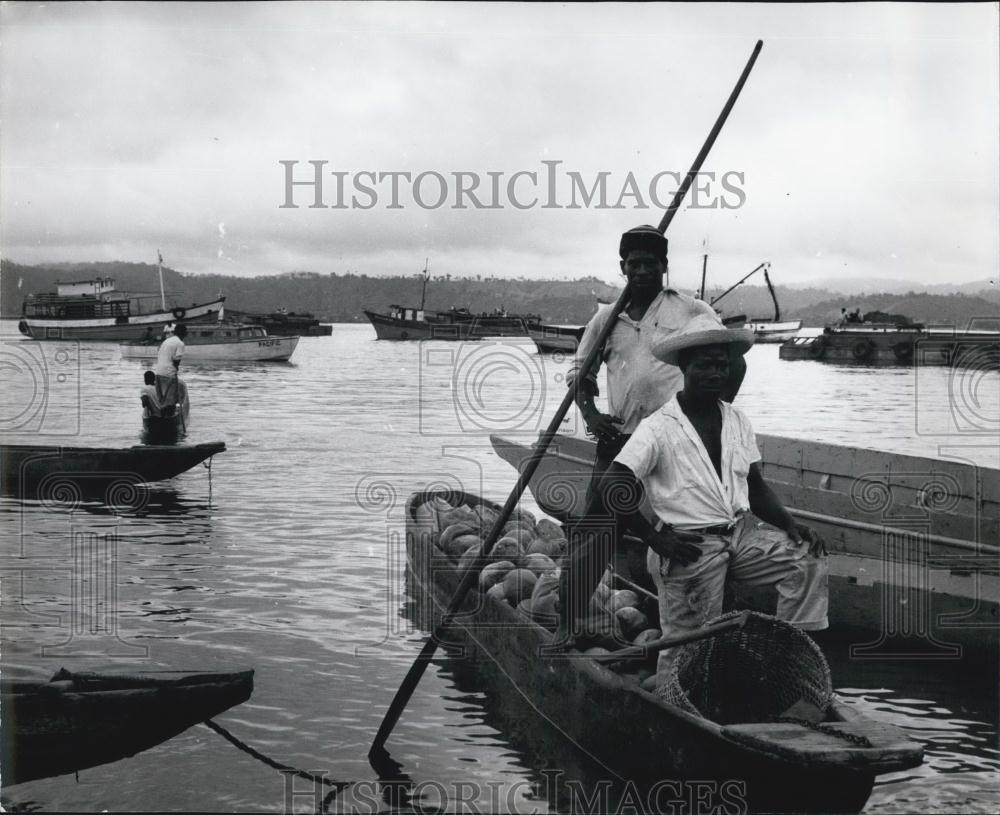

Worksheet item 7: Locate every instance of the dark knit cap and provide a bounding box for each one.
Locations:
[619,225,668,261]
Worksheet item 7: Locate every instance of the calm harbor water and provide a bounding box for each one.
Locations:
[1,321,997,813]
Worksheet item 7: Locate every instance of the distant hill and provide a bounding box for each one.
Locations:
[2,259,996,328]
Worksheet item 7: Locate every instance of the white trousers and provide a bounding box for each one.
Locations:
[647,514,829,671]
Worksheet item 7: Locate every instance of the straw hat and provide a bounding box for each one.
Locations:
[651,312,755,366]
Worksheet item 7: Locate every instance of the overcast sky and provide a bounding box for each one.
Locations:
[1,2,997,290]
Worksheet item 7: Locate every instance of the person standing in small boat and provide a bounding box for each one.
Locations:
[557,316,828,656]
[568,225,746,506]
[139,370,165,419]
[154,322,187,413]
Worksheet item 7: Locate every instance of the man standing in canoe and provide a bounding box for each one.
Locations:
[565,225,746,590]
[556,315,828,657]
[154,322,187,413]
[568,225,746,506]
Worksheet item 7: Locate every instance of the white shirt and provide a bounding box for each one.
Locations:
[155,335,184,377]
[614,395,761,529]
[567,291,722,433]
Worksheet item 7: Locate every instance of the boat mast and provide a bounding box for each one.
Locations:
[419,258,429,311]
[157,250,166,310]
[762,264,780,322]
[699,253,708,301]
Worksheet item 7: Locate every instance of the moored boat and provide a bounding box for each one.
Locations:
[120,323,299,362]
[0,668,253,785]
[405,490,923,813]
[526,322,584,354]
[490,433,1000,662]
[228,308,332,336]
[779,322,1000,367]
[1,441,225,497]
[746,318,802,343]
[18,277,225,342]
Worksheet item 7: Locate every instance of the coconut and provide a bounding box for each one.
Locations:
[478,561,516,592]
[520,552,558,578]
[607,589,641,613]
[489,537,524,563]
[439,504,479,529]
[440,522,479,549]
[500,524,535,548]
[486,583,508,603]
[503,568,538,606]
[525,537,562,559]
[592,581,613,606]
[511,507,537,527]
[474,504,501,529]
[640,674,659,692]
[458,544,487,574]
[516,598,534,617]
[528,575,560,629]
[600,568,615,587]
[632,627,662,646]
[535,518,566,541]
[615,606,650,640]
[442,530,481,561]
[584,646,611,657]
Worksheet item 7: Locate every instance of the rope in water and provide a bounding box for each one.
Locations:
[203,719,349,791]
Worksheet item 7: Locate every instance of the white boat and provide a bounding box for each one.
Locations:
[121,324,299,362]
[18,277,225,341]
[745,318,803,343]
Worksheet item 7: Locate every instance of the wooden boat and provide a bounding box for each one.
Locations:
[745,318,802,343]
[1,441,225,497]
[526,322,584,354]
[779,322,1000,367]
[120,323,299,362]
[228,308,331,336]
[0,668,253,785]
[405,490,923,813]
[18,277,225,342]
[490,433,1000,661]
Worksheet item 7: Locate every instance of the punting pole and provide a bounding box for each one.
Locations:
[370,39,765,757]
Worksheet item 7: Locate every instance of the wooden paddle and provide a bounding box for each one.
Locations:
[588,611,750,663]
[370,40,765,757]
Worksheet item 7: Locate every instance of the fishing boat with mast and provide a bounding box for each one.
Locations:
[364,261,541,341]
[17,253,225,342]
[701,259,802,342]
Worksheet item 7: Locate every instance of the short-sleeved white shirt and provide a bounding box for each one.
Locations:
[613,395,761,529]
[567,291,721,433]
[155,335,184,377]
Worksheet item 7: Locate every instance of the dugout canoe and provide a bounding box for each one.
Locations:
[0,668,253,785]
[405,490,923,814]
[490,433,1000,662]
[1,442,225,498]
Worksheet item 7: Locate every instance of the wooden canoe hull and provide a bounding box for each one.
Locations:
[0,442,225,497]
[489,433,1000,661]
[1,669,253,785]
[405,491,922,814]
[121,335,300,362]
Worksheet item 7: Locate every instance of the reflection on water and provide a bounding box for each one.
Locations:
[1,325,997,812]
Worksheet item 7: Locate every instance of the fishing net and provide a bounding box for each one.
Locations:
[655,611,832,725]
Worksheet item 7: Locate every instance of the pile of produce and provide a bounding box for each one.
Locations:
[418,495,663,684]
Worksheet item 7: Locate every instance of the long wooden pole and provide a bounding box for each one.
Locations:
[370,39,764,757]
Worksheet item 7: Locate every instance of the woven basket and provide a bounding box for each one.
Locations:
[656,611,832,725]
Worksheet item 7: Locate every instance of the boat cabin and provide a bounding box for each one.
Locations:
[56,278,117,298]
[388,305,425,323]
[189,324,269,341]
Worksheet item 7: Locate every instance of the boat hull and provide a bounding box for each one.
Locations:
[489,433,999,661]
[121,335,299,362]
[19,298,226,342]
[405,491,920,813]
[780,328,1000,367]
[1,442,225,498]
[527,323,584,354]
[365,310,531,341]
[746,319,802,343]
[1,669,253,785]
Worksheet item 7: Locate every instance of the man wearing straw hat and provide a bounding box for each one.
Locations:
[557,314,827,655]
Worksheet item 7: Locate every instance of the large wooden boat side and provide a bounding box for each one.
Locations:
[405,490,922,814]
[1,668,253,785]
[1,442,225,497]
[490,433,1000,660]
[526,323,584,354]
[364,306,535,341]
